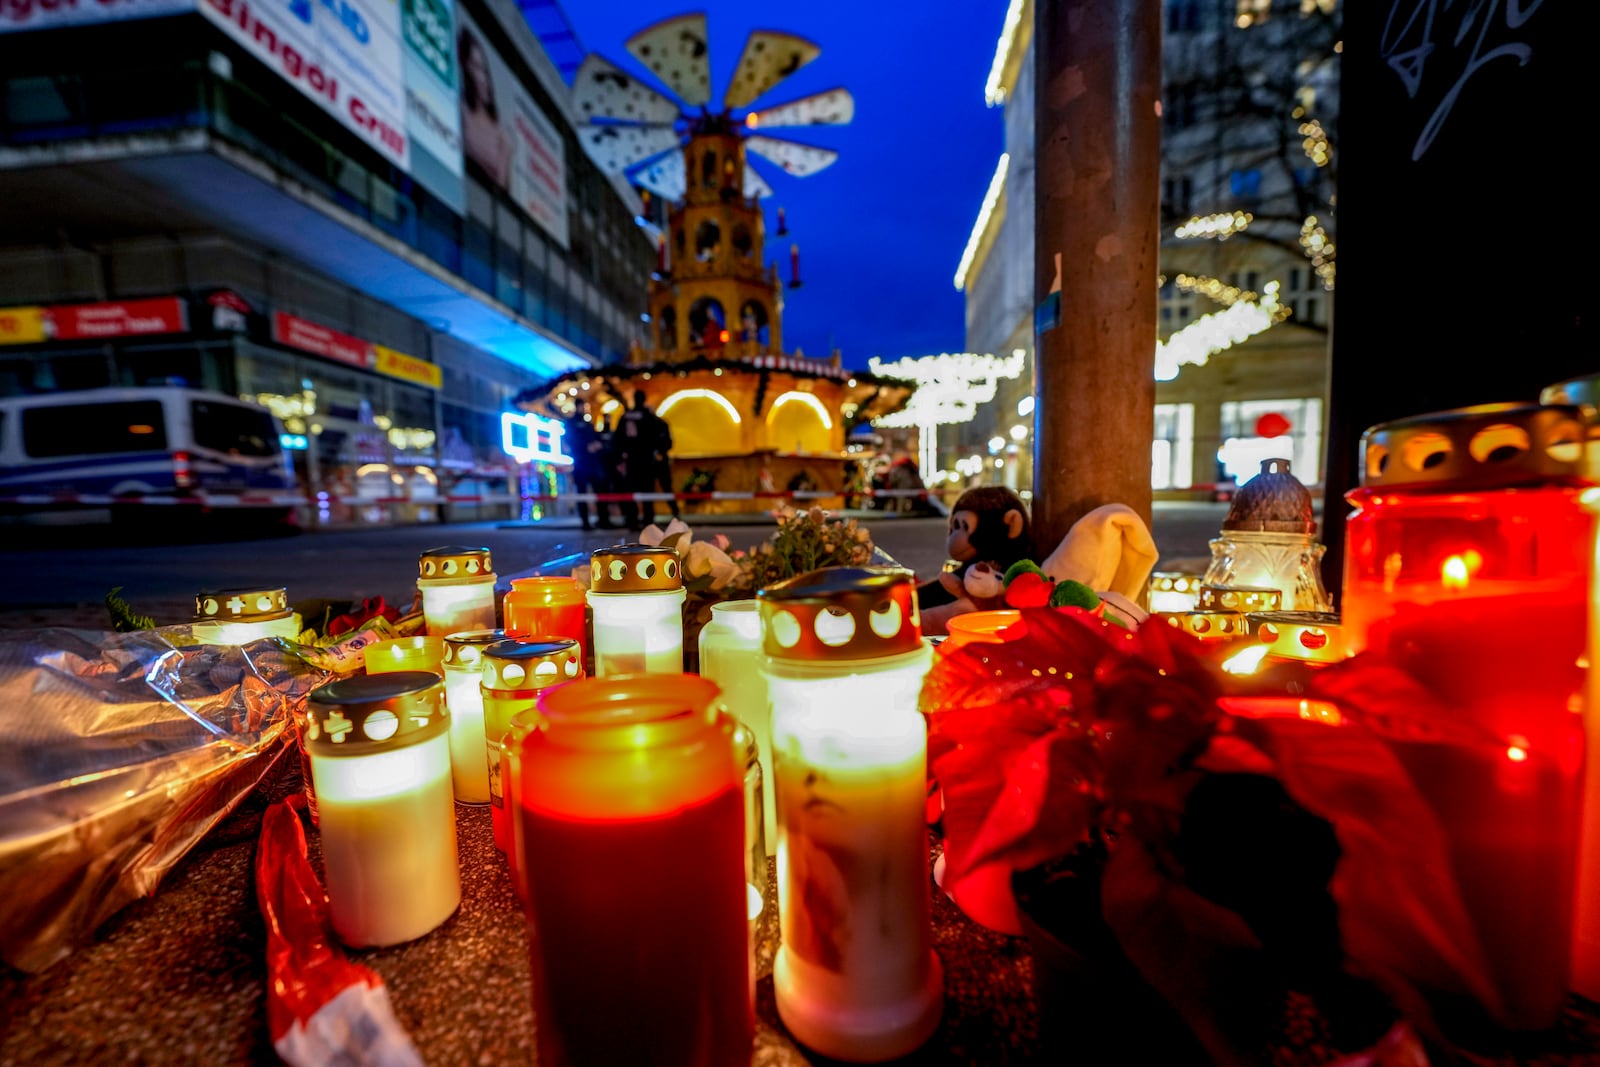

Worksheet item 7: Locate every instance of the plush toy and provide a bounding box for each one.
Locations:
[918,487,1035,611]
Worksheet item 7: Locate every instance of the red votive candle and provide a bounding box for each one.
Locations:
[515,674,751,1067]
[504,576,588,665]
[1340,402,1593,1030]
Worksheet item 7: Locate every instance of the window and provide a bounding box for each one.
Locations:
[1218,398,1324,484]
[1245,271,1259,291]
[1166,0,1200,32]
[191,400,278,457]
[1152,403,1194,489]
[1289,268,1302,292]
[23,400,167,457]
[1162,175,1193,216]
[1230,168,1262,201]
[1305,298,1318,325]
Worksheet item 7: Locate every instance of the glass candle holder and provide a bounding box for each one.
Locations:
[515,674,752,1067]
[1342,402,1593,1030]
[441,629,503,803]
[699,599,773,853]
[1147,572,1204,613]
[941,608,1023,653]
[1244,611,1346,666]
[1202,531,1333,611]
[504,576,588,665]
[418,546,498,637]
[587,544,686,676]
[481,638,583,853]
[1196,584,1284,614]
[304,671,460,948]
[363,635,445,676]
[192,586,299,645]
[1158,610,1249,642]
[760,566,943,1062]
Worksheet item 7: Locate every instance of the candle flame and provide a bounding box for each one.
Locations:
[1506,735,1530,763]
[1221,644,1271,676]
[1441,555,1471,591]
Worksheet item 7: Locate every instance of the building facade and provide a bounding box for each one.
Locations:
[0,0,653,522]
[958,0,1338,498]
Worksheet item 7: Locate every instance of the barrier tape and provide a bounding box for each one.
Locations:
[0,488,934,508]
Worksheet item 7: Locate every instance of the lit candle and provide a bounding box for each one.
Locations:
[515,674,752,1066]
[1202,458,1333,611]
[1243,611,1347,666]
[417,546,498,637]
[480,638,582,854]
[586,544,686,676]
[502,706,541,905]
[503,575,588,668]
[734,720,766,1009]
[363,635,445,677]
[192,586,299,645]
[761,567,943,1062]
[1341,402,1593,1029]
[304,672,460,948]
[699,600,773,852]
[440,629,503,804]
[1147,572,1204,613]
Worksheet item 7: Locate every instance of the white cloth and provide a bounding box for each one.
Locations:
[1039,504,1160,604]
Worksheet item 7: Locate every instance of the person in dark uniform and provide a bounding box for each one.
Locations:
[633,390,679,522]
[614,392,654,529]
[566,399,614,531]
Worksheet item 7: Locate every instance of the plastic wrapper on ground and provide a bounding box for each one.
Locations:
[0,627,329,972]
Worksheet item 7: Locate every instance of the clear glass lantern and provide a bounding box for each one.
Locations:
[304,671,460,948]
[760,567,943,1063]
[1203,458,1332,611]
[440,628,503,804]
[480,637,582,853]
[515,674,752,1066]
[192,586,299,645]
[586,544,686,676]
[417,545,498,637]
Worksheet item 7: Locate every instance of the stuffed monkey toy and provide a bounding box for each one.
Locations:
[918,487,1035,632]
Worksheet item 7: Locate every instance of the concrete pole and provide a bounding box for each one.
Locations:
[1031,0,1162,556]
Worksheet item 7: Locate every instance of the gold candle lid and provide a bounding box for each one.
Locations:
[195,586,290,621]
[589,544,683,593]
[419,545,494,580]
[443,628,506,669]
[1150,573,1205,594]
[1196,584,1283,613]
[1246,611,1346,660]
[1160,611,1248,640]
[305,672,446,753]
[1541,372,1599,418]
[758,566,921,661]
[1359,402,1587,491]
[481,637,583,690]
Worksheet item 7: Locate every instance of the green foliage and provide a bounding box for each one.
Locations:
[736,505,875,591]
[105,587,157,632]
[1003,559,1046,586]
[1049,579,1100,610]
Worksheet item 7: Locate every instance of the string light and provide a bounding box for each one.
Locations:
[1174,211,1253,240]
[1155,282,1286,381]
[1174,274,1260,308]
[1299,216,1336,290]
[984,0,1027,106]
[1300,119,1331,167]
[867,350,1026,429]
[954,154,1010,291]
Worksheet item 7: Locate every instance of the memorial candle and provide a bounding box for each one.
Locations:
[192,586,299,645]
[587,544,685,676]
[418,546,498,637]
[698,599,773,851]
[503,576,588,666]
[480,638,582,853]
[363,635,445,677]
[440,629,503,804]
[305,672,460,948]
[1340,402,1593,1030]
[760,567,943,1063]
[515,674,751,1067]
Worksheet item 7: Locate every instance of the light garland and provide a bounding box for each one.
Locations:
[1174,273,1256,308]
[1174,211,1253,240]
[984,0,1027,106]
[1299,119,1331,167]
[1155,281,1286,381]
[248,388,317,421]
[1299,216,1336,290]
[867,351,1025,429]
[954,154,1010,291]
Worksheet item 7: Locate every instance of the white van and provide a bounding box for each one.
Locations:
[0,387,297,519]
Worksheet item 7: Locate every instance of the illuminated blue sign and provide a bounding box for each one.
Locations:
[501,411,571,465]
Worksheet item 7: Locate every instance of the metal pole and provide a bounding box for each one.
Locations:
[1031,0,1162,555]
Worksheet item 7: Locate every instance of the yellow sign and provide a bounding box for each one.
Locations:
[373,345,443,390]
[0,306,46,346]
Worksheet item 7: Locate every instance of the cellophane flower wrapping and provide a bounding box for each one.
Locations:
[0,626,328,972]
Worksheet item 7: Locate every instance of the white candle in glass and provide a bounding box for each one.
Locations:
[192,587,300,645]
[440,629,502,804]
[418,546,498,637]
[306,672,460,948]
[761,568,943,1063]
[586,545,685,676]
[700,600,774,852]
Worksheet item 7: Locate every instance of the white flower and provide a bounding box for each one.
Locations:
[684,540,740,591]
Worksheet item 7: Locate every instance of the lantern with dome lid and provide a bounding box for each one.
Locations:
[587,544,686,676]
[1202,457,1333,612]
[758,566,943,1062]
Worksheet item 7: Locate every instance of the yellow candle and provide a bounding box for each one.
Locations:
[364,635,445,676]
[440,629,503,803]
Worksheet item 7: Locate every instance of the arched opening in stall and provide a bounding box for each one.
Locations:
[766,391,834,454]
[738,299,769,347]
[688,297,726,349]
[659,388,742,456]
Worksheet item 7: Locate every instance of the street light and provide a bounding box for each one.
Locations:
[1008,424,1028,442]
[1017,396,1035,417]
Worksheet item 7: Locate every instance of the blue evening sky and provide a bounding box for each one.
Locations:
[559,1,1007,369]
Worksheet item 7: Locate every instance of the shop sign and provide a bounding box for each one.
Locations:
[374,344,442,389]
[206,290,253,333]
[0,306,46,345]
[45,297,189,340]
[0,0,192,33]
[272,311,373,370]
[501,410,571,465]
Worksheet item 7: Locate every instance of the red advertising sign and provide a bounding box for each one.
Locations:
[271,311,374,370]
[45,298,188,340]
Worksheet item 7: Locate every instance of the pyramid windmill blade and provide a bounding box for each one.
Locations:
[580,125,682,175]
[633,151,687,201]
[626,13,711,107]
[723,30,820,110]
[742,163,773,199]
[745,136,839,177]
[746,88,855,129]
[572,55,682,124]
